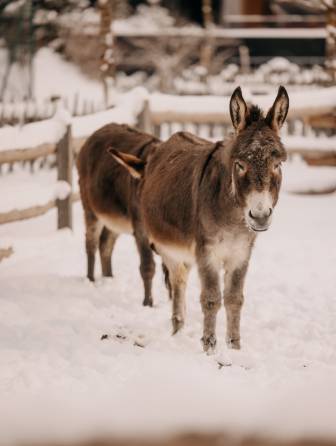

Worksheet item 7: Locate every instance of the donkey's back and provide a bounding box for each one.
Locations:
[142,131,218,246]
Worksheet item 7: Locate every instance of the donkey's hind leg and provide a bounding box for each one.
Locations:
[84,211,103,282]
[163,258,190,334]
[134,229,155,307]
[99,227,118,277]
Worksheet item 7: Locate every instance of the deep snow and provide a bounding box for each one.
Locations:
[1,190,336,446]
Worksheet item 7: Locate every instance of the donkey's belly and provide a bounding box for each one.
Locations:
[97,213,133,234]
[153,239,196,265]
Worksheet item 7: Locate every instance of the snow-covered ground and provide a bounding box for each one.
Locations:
[0,47,104,105]
[1,186,336,446]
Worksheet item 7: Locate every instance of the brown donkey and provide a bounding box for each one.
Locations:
[77,123,161,306]
[111,86,289,352]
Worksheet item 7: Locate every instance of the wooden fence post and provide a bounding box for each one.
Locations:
[56,124,73,230]
[137,99,152,133]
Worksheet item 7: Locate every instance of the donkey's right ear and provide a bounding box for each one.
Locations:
[229,86,248,133]
[108,148,145,179]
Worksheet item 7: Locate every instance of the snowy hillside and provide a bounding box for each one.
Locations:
[1,191,336,445]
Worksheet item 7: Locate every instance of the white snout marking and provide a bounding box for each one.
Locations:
[246,191,273,217]
[245,190,273,231]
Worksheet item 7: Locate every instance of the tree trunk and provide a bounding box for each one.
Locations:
[200,0,215,76]
[99,0,115,107]
[325,1,336,83]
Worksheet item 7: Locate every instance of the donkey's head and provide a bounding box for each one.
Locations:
[229,86,289,232]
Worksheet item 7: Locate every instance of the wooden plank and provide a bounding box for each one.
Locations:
[0,143,56,165]
[0,200,55,225]
[56,125,73,230]
[303,154,336,167]
[153,124,161,139]
[290,186,336,195]
[308,114,336,129]
[0,194,79,226]
[137,99,152,133]
[151,110,231,125]
[0,136,84,168]
[150,107,336,126]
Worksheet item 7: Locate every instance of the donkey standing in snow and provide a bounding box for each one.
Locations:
[77,123,161,306]
[111,86,289,352]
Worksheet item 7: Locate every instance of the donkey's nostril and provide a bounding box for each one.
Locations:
[249,208,272,224]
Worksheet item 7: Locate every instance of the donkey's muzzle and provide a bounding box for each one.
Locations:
[248,208,272,232]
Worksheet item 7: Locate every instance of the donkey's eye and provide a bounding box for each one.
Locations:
[235,162,246,174]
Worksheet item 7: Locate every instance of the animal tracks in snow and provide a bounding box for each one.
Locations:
[100,328,148,348]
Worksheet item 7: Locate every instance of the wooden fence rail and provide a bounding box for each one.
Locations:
[0,125,76,229]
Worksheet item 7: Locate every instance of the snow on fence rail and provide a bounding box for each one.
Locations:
[149,87,336,125]
[0,86,335,227]
[0,88,147,227]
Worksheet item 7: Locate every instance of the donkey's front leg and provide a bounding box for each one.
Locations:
[198,257,221,354]
[223,262,248,350]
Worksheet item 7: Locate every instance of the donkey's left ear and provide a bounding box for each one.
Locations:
[108,148,145,179]
[265,86,289,133]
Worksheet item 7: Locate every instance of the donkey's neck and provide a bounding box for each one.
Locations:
[197,138,245,232]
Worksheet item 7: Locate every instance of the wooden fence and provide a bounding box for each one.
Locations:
[0,90,335,232]
[0,124,77,228]
[0,96,106,128]
[145,92,336,166]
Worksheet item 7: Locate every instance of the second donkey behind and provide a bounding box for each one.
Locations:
[77,123,160,306]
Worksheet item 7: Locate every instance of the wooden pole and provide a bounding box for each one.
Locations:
[325,1,336,83]
[137,99,152,133]
[56,124,73,230]
[200,0,215,75]
[99,0,115,107]
[239,45,251,74]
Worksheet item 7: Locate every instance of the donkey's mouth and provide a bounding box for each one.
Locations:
[245,212,272,233]
[251,226,269,232]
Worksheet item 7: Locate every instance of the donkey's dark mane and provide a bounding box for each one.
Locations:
[246,105,263,126]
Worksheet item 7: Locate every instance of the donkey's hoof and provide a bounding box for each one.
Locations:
[143,297,153,307]
[172,316,184,334]
[226,337,241,350]
[102,272,113,278]
[87,275,95,282]
[202,334,217,354]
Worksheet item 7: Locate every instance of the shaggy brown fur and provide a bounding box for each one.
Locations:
[112,86,289,352]
[77,123,161,306]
